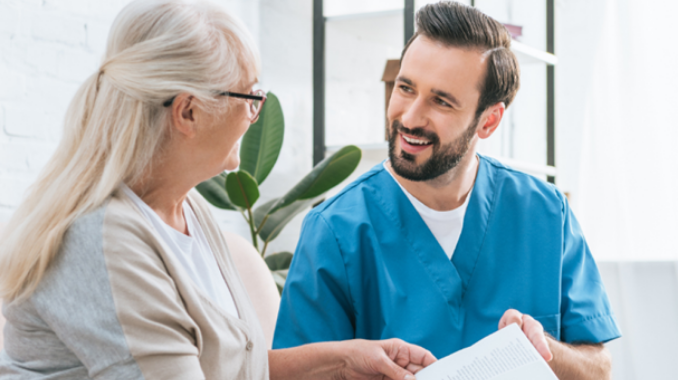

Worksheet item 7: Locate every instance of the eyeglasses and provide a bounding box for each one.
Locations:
[163,90,267,122]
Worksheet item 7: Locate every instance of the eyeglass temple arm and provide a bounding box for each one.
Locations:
[219,91,266,101]
[163,91,266,107]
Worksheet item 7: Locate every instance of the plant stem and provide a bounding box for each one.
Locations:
[261,240,269,258]
[255,214,270,234]
[246,207,259,250]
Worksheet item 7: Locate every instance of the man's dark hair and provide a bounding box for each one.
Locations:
[401,1,520,119]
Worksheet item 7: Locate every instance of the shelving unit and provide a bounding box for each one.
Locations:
[511,40,558,65]
[314,0,557,183]
[494,18,557,179]
[312,0,415,166]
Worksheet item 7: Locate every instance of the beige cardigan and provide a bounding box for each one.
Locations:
[0,189,269,379]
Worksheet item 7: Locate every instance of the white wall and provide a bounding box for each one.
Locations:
[0,0,121,221]
[557,0,678,261]
[554,0,607,211]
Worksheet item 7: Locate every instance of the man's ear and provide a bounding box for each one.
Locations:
[171,93,198,138]
[477,102,505,139]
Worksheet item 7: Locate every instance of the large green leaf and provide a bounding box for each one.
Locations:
[264,251,293,271]
[298,145,362,199]
[239,92,284,185]
[225,170,260,209]
[255,197,315,243]
[195,173,236,210]
[267,145,362,215]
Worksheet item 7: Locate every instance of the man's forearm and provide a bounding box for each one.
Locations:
[547,338,612,380]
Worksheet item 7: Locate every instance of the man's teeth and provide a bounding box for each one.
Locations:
[402,135,431,146]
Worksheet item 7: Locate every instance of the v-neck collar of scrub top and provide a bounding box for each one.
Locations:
[374,154,497,310]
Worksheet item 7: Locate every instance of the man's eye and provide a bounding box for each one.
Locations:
[435,98,451,108]
[399,85,413,93]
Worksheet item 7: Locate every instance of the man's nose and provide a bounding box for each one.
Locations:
[400,96,429,130]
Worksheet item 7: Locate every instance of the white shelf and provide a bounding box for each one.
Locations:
[511,40,558,66]
[485,154,557,177]
[325,9,403,22]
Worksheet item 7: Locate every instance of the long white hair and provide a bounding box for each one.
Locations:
[0,0,260,301]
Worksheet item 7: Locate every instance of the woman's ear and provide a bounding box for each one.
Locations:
[477,102,505,139]
[171,93,198,138]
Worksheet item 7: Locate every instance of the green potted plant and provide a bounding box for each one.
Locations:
[196,92,361,291]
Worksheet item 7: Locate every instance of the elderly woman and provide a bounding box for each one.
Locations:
[0,1,435,379]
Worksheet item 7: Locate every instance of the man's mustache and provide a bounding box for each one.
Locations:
[391,120,440,144]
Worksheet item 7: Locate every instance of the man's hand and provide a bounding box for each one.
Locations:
[341,338,437,380]
[498,309,553,362]
[498,309,613,380]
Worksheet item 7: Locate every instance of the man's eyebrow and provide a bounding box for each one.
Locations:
[431,88,462,108]
[396,76,462,108]
[396,76,414,86]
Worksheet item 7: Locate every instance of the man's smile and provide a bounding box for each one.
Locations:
[400,132,433,154]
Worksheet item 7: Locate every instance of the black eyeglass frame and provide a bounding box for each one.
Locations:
[162,91,266,108]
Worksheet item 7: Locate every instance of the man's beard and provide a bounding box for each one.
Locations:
[388,117,478,182]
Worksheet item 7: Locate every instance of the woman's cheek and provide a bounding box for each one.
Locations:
[239,116,251,138]
[224,152,240,171]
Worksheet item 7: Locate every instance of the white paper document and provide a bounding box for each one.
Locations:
[415,324,558,380]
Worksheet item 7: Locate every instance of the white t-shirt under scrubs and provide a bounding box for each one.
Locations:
[384,162,473,260]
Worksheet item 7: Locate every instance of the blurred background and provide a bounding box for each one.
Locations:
[1,0,677,378]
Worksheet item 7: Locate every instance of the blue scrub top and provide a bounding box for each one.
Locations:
[273,155,621,359]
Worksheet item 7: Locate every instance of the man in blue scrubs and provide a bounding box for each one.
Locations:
[274,2,620,378]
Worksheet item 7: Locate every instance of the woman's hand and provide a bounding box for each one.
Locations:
[340,338,437,380]
[269,339,436,380]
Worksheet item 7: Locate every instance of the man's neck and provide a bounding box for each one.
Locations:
[386,150,479,211]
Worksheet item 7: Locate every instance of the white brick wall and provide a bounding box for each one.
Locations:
[0,0,128,221]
